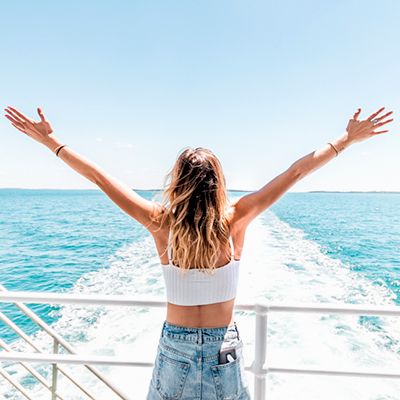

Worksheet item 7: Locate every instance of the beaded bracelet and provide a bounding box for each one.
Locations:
[327,142,339,156]
[54,144,67,157]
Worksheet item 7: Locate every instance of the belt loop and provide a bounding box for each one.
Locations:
[161,320,166,338]
[234,321,240,340]
[197,327,202,345]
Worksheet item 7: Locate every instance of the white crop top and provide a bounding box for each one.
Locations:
[161,232,241,306]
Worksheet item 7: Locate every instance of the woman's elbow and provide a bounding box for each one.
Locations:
[289,164,304,182]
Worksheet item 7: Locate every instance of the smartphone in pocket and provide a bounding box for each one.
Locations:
[218,346,237,364]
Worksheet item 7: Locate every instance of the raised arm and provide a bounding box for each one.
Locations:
[4,106,162,232]
[233,106,394,227]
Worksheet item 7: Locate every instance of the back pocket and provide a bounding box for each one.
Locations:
[210,356,245,400]
[154,352,190,400]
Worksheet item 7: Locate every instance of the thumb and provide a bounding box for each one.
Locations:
[37,107,46,122]
[352,107,361,120]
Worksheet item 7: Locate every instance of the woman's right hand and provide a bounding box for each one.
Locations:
[4,106,56,146]
[346,106,394,145]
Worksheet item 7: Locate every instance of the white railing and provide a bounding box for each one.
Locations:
[0,290,400,399]
[0,285,133,400]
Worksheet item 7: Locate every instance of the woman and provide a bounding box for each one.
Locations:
[4,105,394,399]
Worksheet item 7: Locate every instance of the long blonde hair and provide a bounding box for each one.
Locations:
[152,147,232,274]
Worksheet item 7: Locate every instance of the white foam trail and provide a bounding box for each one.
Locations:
[2,211,399,399]
[237,212,400,399]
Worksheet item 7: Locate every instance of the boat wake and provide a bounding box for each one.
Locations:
[2,211,399,399]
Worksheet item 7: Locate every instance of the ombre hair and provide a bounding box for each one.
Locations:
[152,147,232,274]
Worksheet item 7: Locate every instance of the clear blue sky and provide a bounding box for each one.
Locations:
[1,1,399,191]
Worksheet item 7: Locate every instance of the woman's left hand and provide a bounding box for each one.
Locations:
[345,106,394,145]
[4,106,56,146]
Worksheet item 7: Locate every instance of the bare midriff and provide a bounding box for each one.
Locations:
[165,298,236,328]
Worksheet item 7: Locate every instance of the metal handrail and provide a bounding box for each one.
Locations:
[1,291,399,316]
[0,337,64,400]
[0,309,96,399]
[0,365,33,400]
[1,291,399,400]
[0,350,399,378]
[0,285,131,400]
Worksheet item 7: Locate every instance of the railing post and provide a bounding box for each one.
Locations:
[51,338,59,400]
[253,303,268,400]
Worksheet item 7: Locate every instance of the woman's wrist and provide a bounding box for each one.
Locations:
[330,132,354,154]
[42,135,64,153]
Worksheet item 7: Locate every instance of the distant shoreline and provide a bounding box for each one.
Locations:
[0,188,399,194]
[307,190,400,194]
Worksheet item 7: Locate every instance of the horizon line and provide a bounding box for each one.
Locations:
[1,187,400,194]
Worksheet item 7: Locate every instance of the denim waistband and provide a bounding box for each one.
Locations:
[160,320,240,344]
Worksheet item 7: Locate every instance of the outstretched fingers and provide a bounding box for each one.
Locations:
[371,110,393,123]
[367,106,385,121]
[373,130,389,134]
[5,114,26,130]
[371,109,394,135]
[5,106,33,124]
[4,108,31,132]
[5,108,25,124]
[373,117,394,129]
[11,122,27,134]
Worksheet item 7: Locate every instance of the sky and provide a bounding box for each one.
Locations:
[0,0,399,192]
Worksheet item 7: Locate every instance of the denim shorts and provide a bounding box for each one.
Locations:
[146,320,251,400]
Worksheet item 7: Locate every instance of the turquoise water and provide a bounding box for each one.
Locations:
[271,192,400,302]
[0,189,399,399]
[1,189,399,336]
[0,189,152,340]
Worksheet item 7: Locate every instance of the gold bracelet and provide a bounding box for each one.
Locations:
[327,142,339,156]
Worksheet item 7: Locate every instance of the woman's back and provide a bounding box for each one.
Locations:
[161,231,241,306]
[154,202,248,328]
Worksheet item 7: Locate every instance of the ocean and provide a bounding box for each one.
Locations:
[0,189,399,399]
